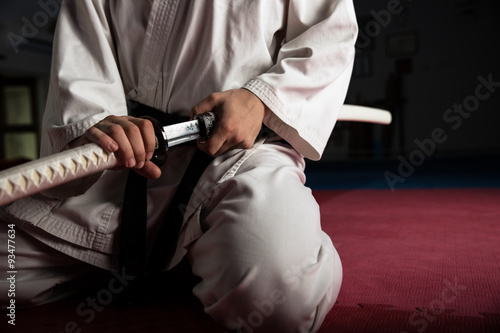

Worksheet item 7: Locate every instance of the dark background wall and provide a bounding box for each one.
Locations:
[0,0,499,162]
[329,0,500,161]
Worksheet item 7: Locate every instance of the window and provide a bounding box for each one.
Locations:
[0,79,40,161]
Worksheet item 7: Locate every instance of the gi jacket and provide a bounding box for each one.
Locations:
[5,0,357,269]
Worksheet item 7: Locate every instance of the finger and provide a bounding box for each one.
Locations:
[197,123,228,156]
[128,117,156,167]
[103,116,151,169]
[133,161,162,179]
[200,122,257,156]
[138,120,156,161]
[92,119,136,168]
[213,138,249,156]
[198,137,225,157]
[84,126,119,153]
[191,93,221,118]
[116,117,149,168]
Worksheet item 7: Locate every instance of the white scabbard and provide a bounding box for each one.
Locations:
[0,143,118,207]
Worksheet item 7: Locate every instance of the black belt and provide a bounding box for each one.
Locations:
[119,101,213,280]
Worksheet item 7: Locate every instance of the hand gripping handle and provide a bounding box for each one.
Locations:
[0,112,217,206]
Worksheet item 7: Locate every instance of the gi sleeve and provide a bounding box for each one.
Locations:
[243,0,358,161]
[40,0,127,198]
[41,0,126,157]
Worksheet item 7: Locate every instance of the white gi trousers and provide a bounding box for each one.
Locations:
[0,136,342,332]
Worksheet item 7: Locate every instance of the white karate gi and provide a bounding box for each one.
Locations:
[0,1,357,331]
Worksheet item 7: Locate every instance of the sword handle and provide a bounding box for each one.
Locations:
[0,143,118,206]
[195,112,216,141]
[143,112,215,166]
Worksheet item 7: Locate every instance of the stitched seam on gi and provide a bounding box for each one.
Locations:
[243,78,323,160]
[93,204,116,253]
[138,0,179,106]
[217,136,267,185]
[6,196,116,254]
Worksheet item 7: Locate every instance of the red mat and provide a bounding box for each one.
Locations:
[317,188,500,333]
[3,188,500,332]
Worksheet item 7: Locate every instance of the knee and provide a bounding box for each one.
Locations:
[193,243,342,332]
[191,160,341,331]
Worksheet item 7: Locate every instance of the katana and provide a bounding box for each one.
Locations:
[0,112,215,207]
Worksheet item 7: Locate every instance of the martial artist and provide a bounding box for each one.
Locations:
[0,1,357,332]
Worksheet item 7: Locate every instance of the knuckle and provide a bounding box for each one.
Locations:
[138,118,153,133]
[207,93,218,103]
[105,115,120,122]
[220,121,235,135]
[201,143,217,157]
[123,123,140,137]
[227,136,241,147]
[107,123,125,137]
[86,126,100,138]
[233,132,245,143]
[242,139,253,149]
[191,105,200,115]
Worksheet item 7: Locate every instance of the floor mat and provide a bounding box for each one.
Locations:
[2,188,500,332]
[316,188,500,332]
